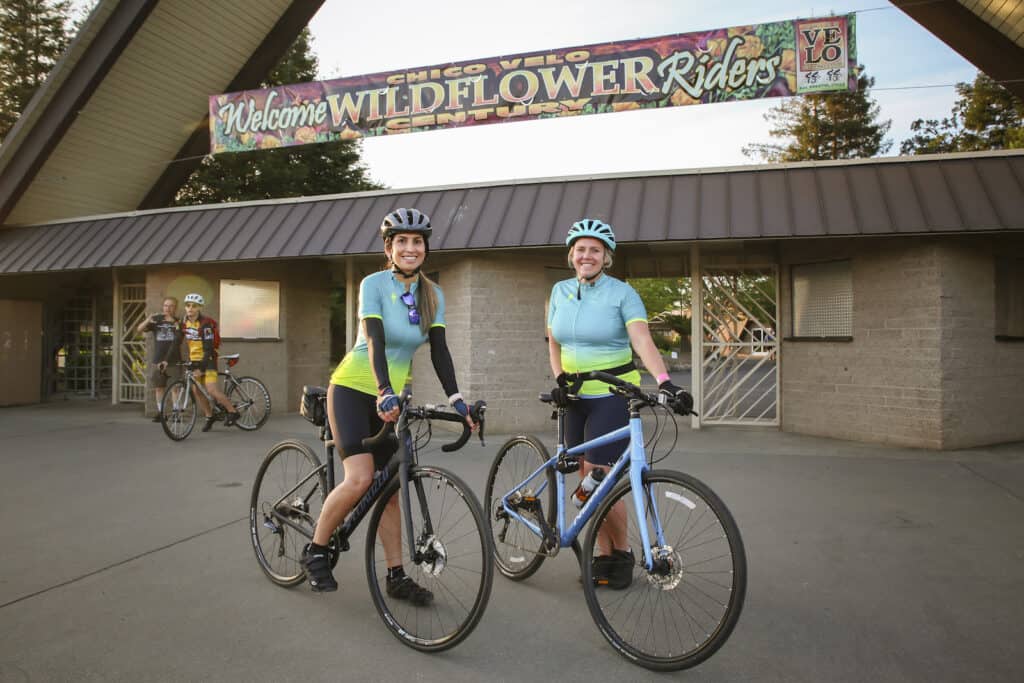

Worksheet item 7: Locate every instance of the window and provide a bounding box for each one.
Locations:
[995,256,1024,340]
[220,279,280,339]
[790,260,852,339]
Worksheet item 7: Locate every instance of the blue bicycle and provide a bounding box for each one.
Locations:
[485,371,746,671]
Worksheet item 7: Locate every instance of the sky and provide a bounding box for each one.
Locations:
[305,0,977,190]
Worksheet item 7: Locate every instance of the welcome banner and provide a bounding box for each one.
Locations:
[210,14,856,153]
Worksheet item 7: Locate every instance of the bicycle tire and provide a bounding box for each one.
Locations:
[227,376,271,430]
[159,379,196,441]
[581,470,746,672]
[250,440,327,587]
[484,435,556,581]
[365,466,493,653]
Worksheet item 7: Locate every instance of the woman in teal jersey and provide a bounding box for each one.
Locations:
[547,218,693,589]
[302,208,476,600]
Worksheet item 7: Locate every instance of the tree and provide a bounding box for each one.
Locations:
[743,68,892,162]
[629,277,692,352]
[900,72,1024,154]
[173,29,381,205]
[0,0,72,144]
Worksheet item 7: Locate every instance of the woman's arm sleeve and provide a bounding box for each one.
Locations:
[428,326,459,398]
[364,317,393,392]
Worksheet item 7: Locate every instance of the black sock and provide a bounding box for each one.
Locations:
[308,542,330,556]
[387,565,405,581]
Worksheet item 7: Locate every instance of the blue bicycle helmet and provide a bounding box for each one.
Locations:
[566,218,616,252]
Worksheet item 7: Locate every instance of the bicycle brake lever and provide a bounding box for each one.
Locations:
[472,400,487,446]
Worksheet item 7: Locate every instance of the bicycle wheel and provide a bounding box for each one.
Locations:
[484,435,556,581]
[159,380,196,441]
[581,470,746,672]
[250,440,327,587]
[227,376,271,430]
[365,466,493,653]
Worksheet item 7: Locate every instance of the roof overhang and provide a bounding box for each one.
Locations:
[892,0,1024,101]
[0,0,323,227]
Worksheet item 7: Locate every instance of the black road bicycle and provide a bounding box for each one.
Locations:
[249,387,494,653]
[159,353,271,441]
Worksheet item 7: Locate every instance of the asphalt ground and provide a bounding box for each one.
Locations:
[1,400,1022,682]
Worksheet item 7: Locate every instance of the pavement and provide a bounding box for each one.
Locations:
[1,400,1022,682]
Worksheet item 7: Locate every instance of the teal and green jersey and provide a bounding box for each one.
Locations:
[330,270,445,395]
[548,274,647,396]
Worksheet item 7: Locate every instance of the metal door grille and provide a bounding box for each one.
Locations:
[119,284,147,403]
[700,269,779,425]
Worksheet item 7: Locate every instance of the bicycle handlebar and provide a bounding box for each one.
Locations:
[361,399,487,454]
[540,371,695,415]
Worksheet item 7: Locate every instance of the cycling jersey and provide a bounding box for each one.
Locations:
[548,274,646,396]
[330,270,445,396]
[183,315,219,370]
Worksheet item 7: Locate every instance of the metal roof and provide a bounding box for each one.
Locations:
[1,150,1022,275]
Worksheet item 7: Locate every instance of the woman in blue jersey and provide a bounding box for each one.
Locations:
[303,208,476,601]
[548,218,693,590]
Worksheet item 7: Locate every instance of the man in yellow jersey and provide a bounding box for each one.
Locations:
[182,293,239,432]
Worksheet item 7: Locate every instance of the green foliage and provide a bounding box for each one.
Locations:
[173,29,382,205]
[900,72,1024,154]
[628,277,692,353]
[743,67,892,162]
[0,0,72,143]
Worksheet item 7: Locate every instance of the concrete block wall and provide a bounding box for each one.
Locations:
[410,251,564,434]
[938,237,1024,448]
[780,238,945,448]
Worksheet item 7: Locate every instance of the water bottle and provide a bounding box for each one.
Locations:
[572,469,605,508]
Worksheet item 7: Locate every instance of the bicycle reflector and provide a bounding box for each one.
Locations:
[227,357,239,367]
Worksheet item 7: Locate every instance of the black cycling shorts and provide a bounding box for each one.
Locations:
[565,394,630,467]
[330,384,390,469]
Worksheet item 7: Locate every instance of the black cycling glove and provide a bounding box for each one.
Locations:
[550,372,573,408]
[659,380,694,415]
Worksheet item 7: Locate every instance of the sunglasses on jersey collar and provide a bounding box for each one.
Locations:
[400,291,420,325]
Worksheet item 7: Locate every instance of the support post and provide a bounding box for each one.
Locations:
[345,256,356,352]
[690,245,702,429]
[112,270,121,405]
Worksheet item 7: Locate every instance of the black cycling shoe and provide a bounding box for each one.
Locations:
[581,554,613,585]
[302,544,338,592]
[386,575,433,606]
[201,416,216,432]
[595,549,634,590]
[224,412,239,427]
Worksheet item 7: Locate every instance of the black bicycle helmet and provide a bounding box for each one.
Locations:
[380,208,432,240]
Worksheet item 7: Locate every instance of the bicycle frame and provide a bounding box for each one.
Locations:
[267,400,429,563]
[499,406,667,572]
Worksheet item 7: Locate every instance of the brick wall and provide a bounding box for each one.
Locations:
[780,238,945,448]
[410,251,565,434]
[938,237,1024,448]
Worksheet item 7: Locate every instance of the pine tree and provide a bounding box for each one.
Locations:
[900,72,1024,154]
[0,0,72,144]
[743,68,892,162]
[173,29,381,205]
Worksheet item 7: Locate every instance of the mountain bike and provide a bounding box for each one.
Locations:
[159,353,271,441]
[249,387,493,653]
[485,371,746,671]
